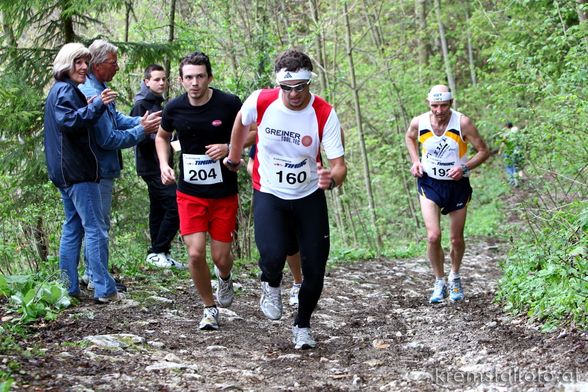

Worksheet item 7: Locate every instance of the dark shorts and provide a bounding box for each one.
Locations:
[417,174,472,215]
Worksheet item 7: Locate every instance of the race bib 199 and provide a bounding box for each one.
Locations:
[182,154,223,185]
[270,155,311,189]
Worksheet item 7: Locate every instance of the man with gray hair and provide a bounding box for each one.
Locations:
[405,84,489,304]
[79,39,161,302]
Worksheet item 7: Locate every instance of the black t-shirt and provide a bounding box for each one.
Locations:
[161,88,241,198]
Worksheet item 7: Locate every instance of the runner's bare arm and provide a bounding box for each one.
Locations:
[447,116,490,180]
[405,117,423,177]
[224,111,251,171]
[317,156,347,190]
[461,116,490,170]
[155,126,175,184]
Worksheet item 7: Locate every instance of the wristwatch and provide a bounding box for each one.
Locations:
[328,178,337,190]
[460,164,470,175]
[226,158,240,169]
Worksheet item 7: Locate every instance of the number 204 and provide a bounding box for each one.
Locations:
[189,168,217,181]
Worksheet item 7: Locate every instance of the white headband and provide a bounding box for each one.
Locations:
[427,91,453,102]
[276,68,313,83]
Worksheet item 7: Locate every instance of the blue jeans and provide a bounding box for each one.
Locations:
[59,182,116,297]
[83,178,114,281]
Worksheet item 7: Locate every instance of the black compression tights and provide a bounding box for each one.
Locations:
[253,189,330,328]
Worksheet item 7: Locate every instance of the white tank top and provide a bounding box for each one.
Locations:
[418,110,468,180]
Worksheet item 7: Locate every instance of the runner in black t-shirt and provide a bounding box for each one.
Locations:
[155,52,241,331]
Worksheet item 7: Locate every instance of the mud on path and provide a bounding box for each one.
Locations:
[4,239,587,391]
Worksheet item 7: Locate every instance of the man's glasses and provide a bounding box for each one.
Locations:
[279,80,310,92]
[103,60,118,66]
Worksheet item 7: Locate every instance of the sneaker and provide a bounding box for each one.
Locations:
[289,283,301,307]
[292,326,316,349]
[94,292,124,305]
[81,275,95,290]
[214,266,234,308]
[165,253,187,269]
[199,306,219,330]
[449,277,465,302]
[114,278,127,292]
[146,252,186,269]
[429,279,448,303]
[260,281,282,320]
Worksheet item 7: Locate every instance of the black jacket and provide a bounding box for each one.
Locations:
[131,91,171,176]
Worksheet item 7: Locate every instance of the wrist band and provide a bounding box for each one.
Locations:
[328,178,337,190]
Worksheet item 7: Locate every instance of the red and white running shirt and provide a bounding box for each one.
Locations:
[241,88,344,200]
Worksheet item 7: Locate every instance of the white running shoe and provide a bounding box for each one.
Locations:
[289,283,301,307]
[81,274,95,290]
[146,252,186,269]
[214,266,234,308]
[260,281,282,320]
[292,326,316,349]
[199,306,219,330]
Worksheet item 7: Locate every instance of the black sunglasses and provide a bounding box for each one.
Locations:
[279,80,311,92]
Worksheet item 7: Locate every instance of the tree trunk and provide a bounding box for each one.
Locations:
[464,7,477,86]
[164,0,177,97]
[415,0,429,77]
[309,0,329,94]
[61,1,75,43]
[343,2,382,251]
[433,0,456,102]
[578,0,588,21]
[124,1,132,43]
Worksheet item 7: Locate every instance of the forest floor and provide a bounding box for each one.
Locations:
[2,237,587,391]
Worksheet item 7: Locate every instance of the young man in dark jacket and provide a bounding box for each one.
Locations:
[131,64,182,269]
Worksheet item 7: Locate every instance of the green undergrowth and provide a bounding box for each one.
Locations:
[496,200,588,332]
[0,274,71,325]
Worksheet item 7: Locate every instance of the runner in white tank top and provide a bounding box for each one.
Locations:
[405,85,489,305]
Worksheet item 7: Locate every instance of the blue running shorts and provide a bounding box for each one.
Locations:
[417,174,472,215]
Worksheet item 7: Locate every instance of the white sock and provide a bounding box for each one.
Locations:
[435,277,446,284]
[448,272,460,282]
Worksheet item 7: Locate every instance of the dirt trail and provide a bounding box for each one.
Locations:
[4,240,587,391]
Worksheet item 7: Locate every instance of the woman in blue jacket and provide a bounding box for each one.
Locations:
[43,43,119,303]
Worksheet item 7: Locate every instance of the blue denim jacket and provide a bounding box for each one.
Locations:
[79,73,145,179]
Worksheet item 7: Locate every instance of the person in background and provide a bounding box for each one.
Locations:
[79,39,161,300]
[43,43,118,302]
[131,64,182,269]
[405,85,489,304]
[501,121,523,187]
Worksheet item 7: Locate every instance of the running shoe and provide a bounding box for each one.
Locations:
[94,291,124,305]
[199,306,219,330]
[289,283,301,307]
[429,279,448,303]
[146,252,186,269]
[292,326,316,349]
[214,266,234,308]
[260,281,282,320]
[449,277,465,302]
[81,274,95,290]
